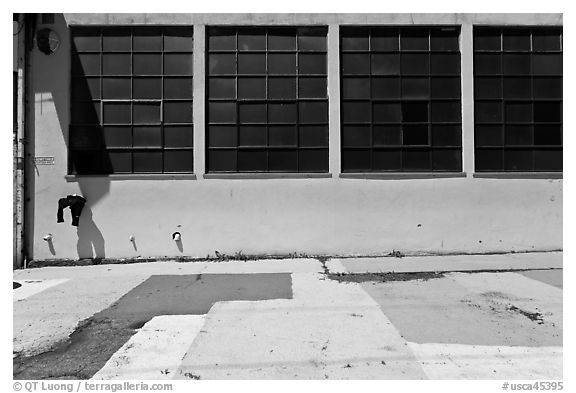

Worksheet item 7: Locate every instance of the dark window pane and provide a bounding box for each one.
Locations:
[209,149,237,172]
[108,151,132,173]
[209,102,236,123]
[533,54,562,76]
[165,126,193,148]
[133,151,162,173]
[401,30,429,51]
[505,103,532,123]
[475,149,503,171]
[72,77,100,100]
[403,125,429,145]
[299,102,328,123]
[72,53,100,75]
[475,125,503,147]
[503,78,531,99]
[431,102,461,122]
[475,102,502,123]
[299,77,327,98]
[103,126,131,147]
[72,30,100,51]
[269,150,298,172]
[70,150,106,174]
[430,53,460,75]
[402,78,429,99]
[533,77,562,99]
[503,54,531,75]
[210,78,237,99]
[432,125,461,147]
[504,149,532,171]
[299,149,328,172]
[403,149,431,170]
[164,77,193,99]
[239,126,267,146]
[475,77,502,99]
[342,102,371,123]
[431,30,459,51]
[299,126,328,147]
[268,54,296,74]
[533,30,562,52]
[503,31,531,51]
[374,103,402,123]
[238,30,266,51]
[102,29,131,51]
[372,54,400,75]
[238,54,266,74]
[342,54,370,75]
[534,102,561,122]
[102,78,131,99]
[165,54,192,75]
[133,126,161,147]
[432,149,461,171]
[534,149,562,171]
[72,102,101,124]
[474,30,501,51]
[342,125,371,147]
[374,126,402,146]
[238,149,267,171]
[342,149,371,171]
[70,126,103,149]
[164,150,193,172]
[268,29,296,50]
[299,54,326,74]
[133,29,162,51]
[209,29,236,51]
[269,126,297,146]
[402,102,428,123]
[431,77,461,99]
[298,33,326,51]
[209,54,236,75]
[164,28,194,52]
[505,125,532,146]
[133,78,162,99]
[208,126,237,148]
[239,103,267,123]
[103,102,130,124]
[373,149,402,170]
[269,103,297,123]
[371,30,399,51]
[102,54,131,75]
[268,77,296,99]
[133,54,162,75]
[238,77,266,99]
[372,78,401,99]
[342,31,369,51]
[343,78,370,99]
[474,54,502,75]
[534,125,562,146]
[133,103,161,124]
[401,54,429,75]
[164,101,192,123]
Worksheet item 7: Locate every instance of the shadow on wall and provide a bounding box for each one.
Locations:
[76,205,105,259]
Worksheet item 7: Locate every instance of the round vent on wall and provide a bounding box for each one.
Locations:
[36,28,60,55]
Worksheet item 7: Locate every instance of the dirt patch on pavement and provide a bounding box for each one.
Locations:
[327,272,445,283]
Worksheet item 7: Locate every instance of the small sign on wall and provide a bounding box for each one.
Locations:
[34,156,55,165]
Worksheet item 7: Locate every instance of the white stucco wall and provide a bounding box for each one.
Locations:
[27,13,562,261]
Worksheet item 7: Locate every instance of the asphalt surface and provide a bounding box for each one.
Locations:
[13,254,563,380]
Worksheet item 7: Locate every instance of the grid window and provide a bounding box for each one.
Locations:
[70,27,194,174]
[474,27,562,172]
[206,27,329,173]
[340,27,462,172]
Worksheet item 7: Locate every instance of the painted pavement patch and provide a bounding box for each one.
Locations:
[13,273,292,380]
